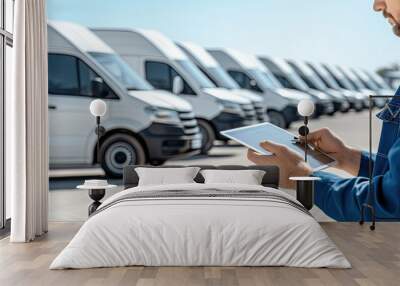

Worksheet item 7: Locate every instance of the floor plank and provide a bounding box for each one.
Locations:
[0,222,399,286]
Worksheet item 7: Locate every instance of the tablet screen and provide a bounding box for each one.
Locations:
[221,123,336,171]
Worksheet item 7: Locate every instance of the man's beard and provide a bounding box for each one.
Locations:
[392,24,400,37]
[382,10,400,37]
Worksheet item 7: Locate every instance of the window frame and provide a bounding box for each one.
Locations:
[48,53,119,100]
[1,0,14,232]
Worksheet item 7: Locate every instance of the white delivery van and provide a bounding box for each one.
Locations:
[322,63,369,109]
[337,66,384,108]
[258,56,334,117]
[287,59,350,114]
[306,62,365,112]
[48,21,202,177]
[92,28,256,153]
[177,42,266,122]
[352,68,396,97]
[363,70,396,93]
[208,48,310,128]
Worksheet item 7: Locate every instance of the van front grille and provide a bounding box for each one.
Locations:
[254,102,266,121]
[241,104,256,122]
[178,111,200,135]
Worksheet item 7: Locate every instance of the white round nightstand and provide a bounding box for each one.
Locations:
[77,181,116,216]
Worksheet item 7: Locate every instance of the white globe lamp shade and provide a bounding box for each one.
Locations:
[297,99,315,117]
[90,99,107,117]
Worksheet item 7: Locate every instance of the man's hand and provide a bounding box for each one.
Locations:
[301,128,362,176]
[247,141,312,189]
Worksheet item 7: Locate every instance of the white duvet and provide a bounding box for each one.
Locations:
[50,183,350,269]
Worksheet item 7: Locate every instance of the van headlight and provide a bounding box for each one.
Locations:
[217,100,243,114]
[145,106,181,124]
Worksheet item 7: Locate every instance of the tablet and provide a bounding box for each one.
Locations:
[221,122,336,171]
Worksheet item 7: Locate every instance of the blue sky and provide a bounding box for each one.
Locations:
[47,0,400,71]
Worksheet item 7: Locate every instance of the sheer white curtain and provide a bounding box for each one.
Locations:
[7,0,48,242]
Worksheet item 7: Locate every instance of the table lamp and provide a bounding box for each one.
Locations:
[290,99,320,210]
[297,99,314,162]
[90,99,107,166]
[74,99,109,216]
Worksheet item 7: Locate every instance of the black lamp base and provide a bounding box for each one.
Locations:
[290,177,321,211]
[296,180,314,211]
[88,189,105,216]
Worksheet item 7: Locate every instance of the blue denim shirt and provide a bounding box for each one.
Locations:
[313,88,400,221]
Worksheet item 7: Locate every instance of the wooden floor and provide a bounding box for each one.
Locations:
[0,222,399,286]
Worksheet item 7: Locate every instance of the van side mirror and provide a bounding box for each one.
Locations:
[249,79,262,93]
[249,79,257,87]
[172,76,184,94]
[91,77,106,98]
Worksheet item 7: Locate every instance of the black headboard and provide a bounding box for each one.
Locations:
[123,165,280,189]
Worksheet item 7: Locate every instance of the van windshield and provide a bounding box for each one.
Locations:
[342,70,364,90]
[90,52,153,91]
[342,72,361,90]
[368,72,390,89]
[286,72,309,91]
[308,64,339,89]
[248,69,280,90]
[325,66,355,90]
[264,70,284,88]
[206,66,239,89]
[353,71,378,90]
[176,60,216,89]
[292,64,326,90]
[306,73,326,90]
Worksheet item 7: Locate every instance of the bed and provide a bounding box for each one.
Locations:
[50,165,350,269]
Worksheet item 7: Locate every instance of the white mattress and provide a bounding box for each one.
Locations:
[50,183,350,269]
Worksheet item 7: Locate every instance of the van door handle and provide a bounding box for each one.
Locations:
[48,105,57,110]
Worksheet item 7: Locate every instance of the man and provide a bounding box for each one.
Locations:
[247,0,400,221]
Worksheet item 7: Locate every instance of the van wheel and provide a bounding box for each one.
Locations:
[268,111,289,129]
[354,104,363,112]
[100,134,146,178]
[197,119,215,154]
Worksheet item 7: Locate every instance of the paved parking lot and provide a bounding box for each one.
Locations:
[49,110,382,222]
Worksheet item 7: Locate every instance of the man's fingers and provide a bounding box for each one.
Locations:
[298,135,319,148]
[247,149,278,165]
[299,128,327,143]
[259,140,287,154]
[300,132,319,141]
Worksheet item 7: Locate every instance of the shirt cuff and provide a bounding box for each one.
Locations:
[312,171,341,210]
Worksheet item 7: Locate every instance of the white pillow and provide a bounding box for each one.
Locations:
[200,169,266,185]
[136,167,201,186]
